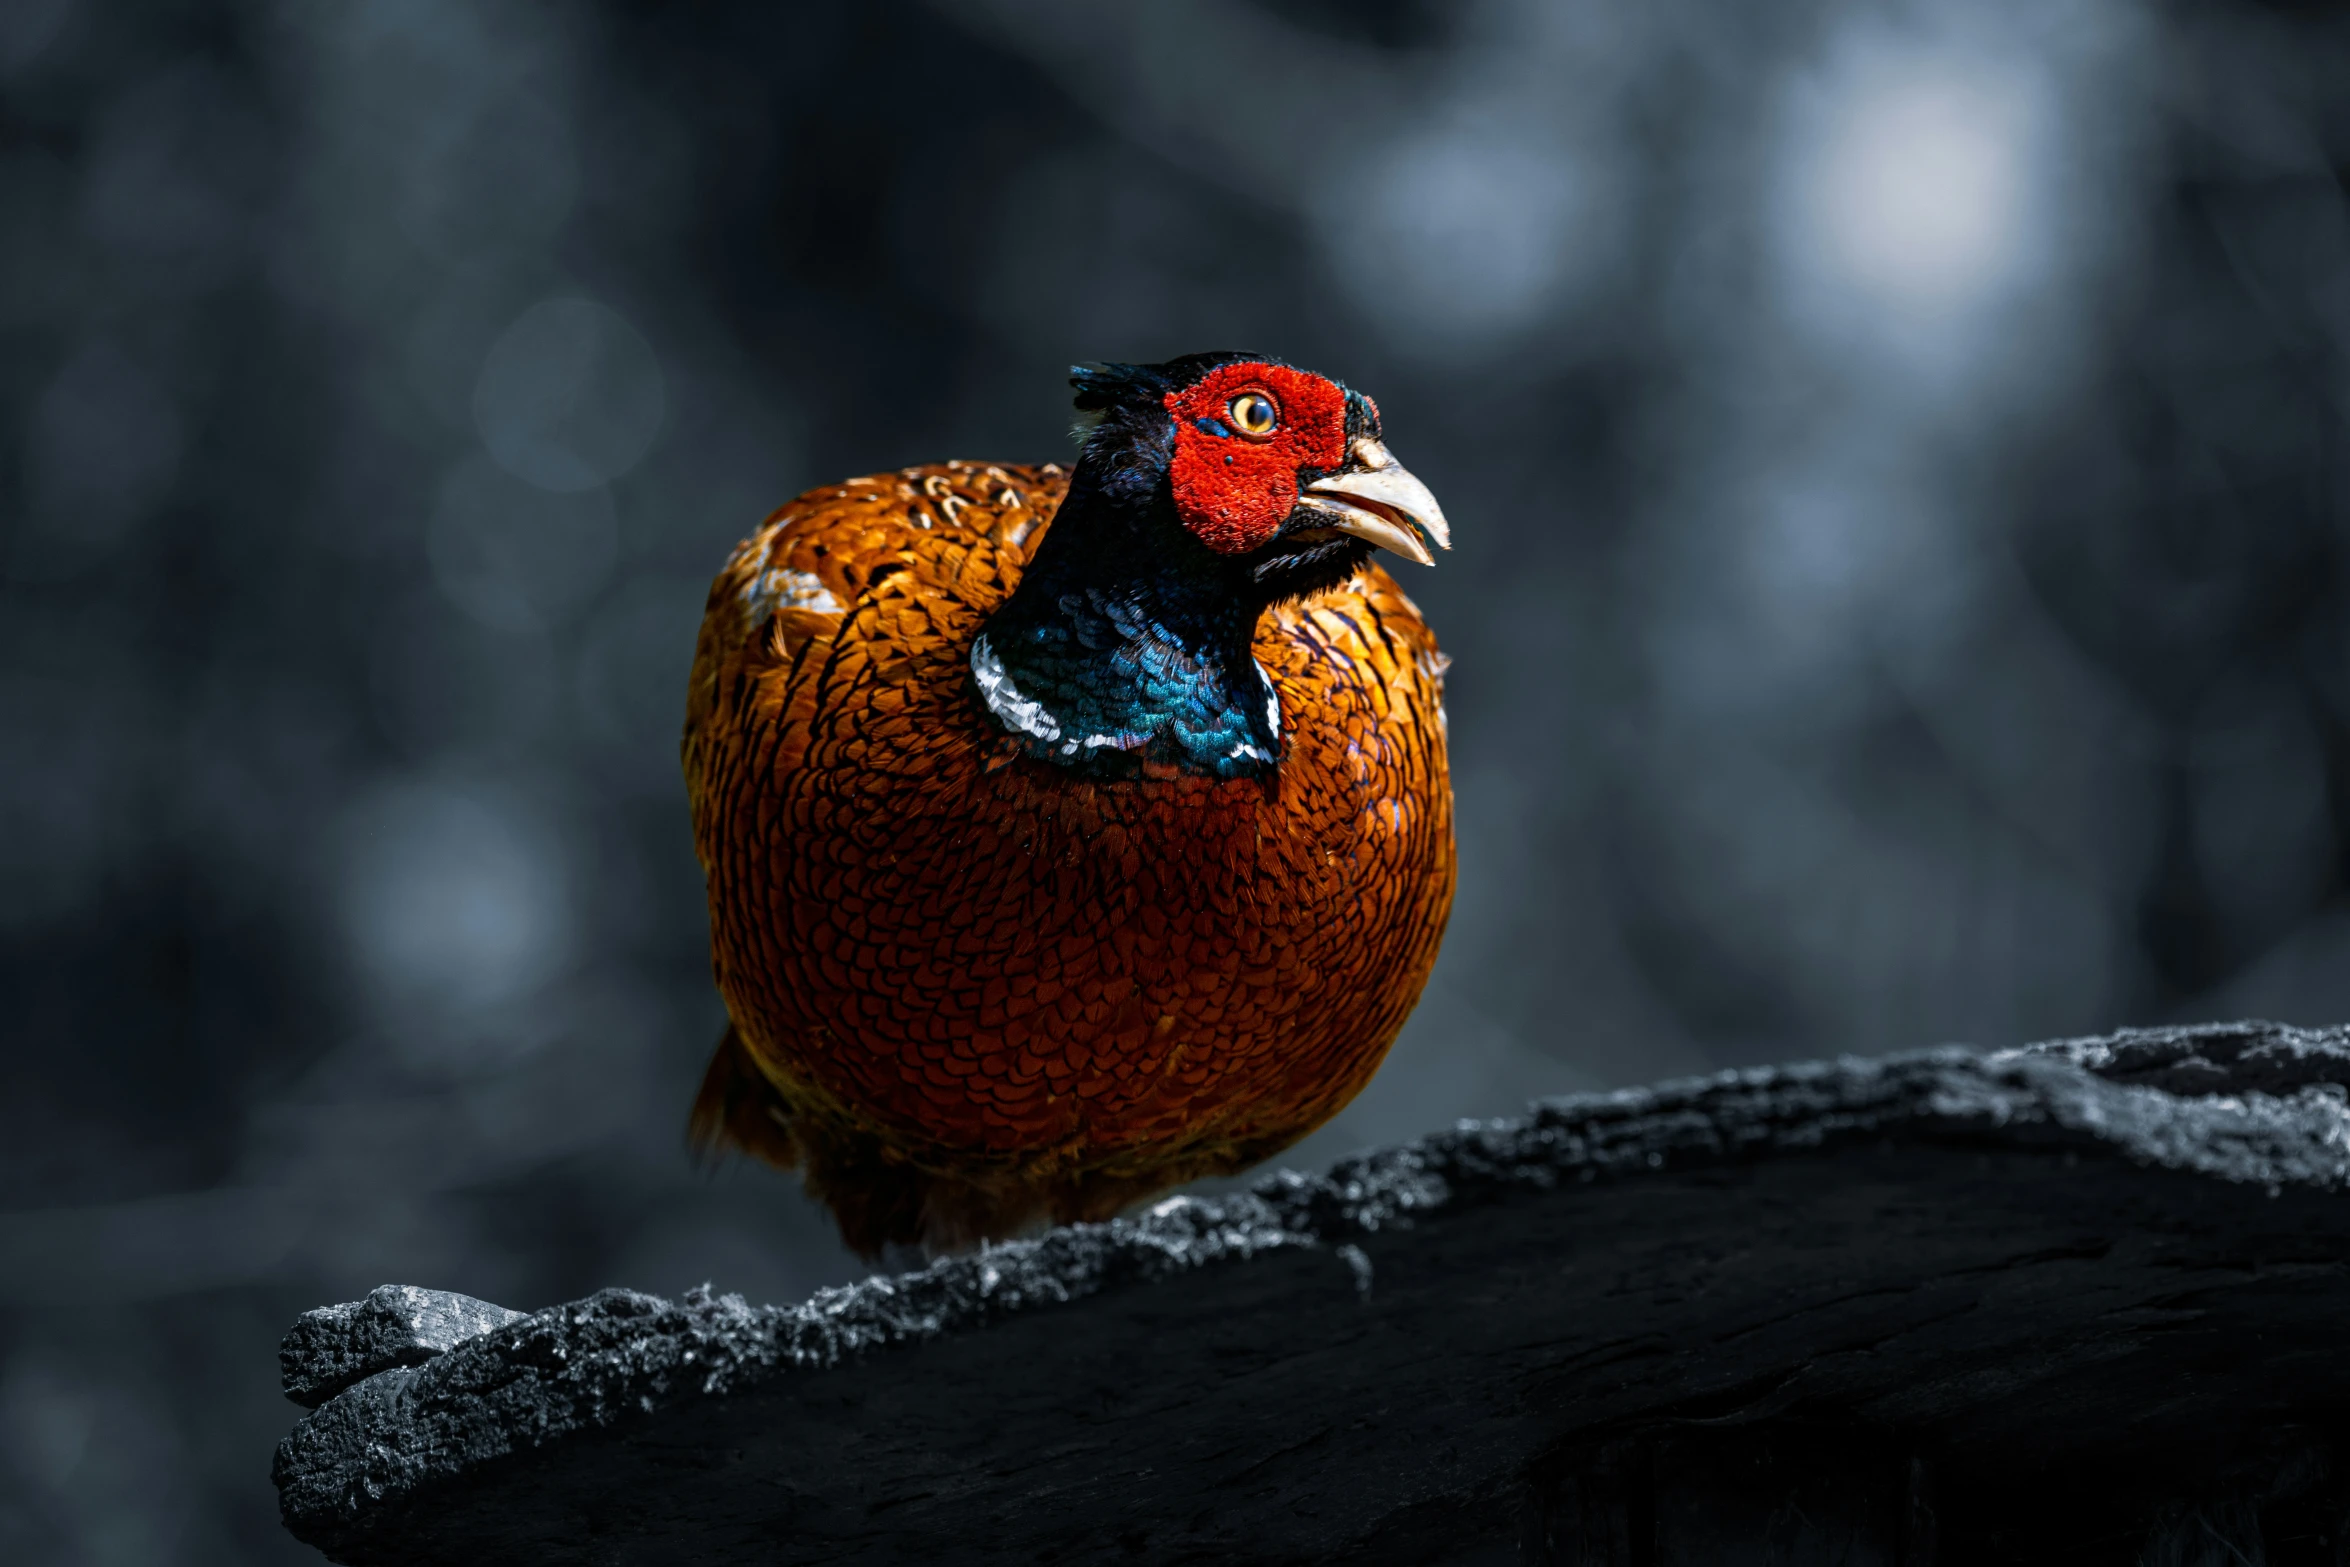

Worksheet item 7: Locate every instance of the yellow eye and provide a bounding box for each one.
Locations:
[1228,392,1278,436]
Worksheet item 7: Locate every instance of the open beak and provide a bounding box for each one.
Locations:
[1296,438,1452,567]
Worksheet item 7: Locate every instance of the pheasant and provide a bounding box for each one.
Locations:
[683,353,1455,1258]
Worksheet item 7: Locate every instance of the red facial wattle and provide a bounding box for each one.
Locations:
[1163,362,1349,554]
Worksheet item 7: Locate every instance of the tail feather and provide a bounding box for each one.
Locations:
[688,1022,802,1173]
[689,1023,975,1257]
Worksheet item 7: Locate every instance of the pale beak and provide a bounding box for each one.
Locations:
[1296,437,1452,567]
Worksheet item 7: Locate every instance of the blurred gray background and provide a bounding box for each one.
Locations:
[5,0,2350,1558]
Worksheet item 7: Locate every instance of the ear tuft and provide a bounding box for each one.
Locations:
[1069,362,1170,413]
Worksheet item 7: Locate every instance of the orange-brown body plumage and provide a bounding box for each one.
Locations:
[686,378,1454,1258]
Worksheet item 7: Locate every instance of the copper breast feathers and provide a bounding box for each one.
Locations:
[685,462,1455,1182]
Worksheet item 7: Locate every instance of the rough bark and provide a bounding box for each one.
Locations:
[273,1023,2350,1565]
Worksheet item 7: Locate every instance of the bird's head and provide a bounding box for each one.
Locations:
[1068,353,1450,605]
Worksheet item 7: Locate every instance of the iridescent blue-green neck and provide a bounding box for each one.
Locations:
[971,462,1280,780]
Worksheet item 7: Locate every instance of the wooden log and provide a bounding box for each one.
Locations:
[273,1022,2350,1564]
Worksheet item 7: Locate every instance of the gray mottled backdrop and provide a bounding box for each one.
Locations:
[5,0,2349,1560]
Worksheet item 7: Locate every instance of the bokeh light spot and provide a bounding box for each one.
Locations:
[1781,43,2046,330]
[1319,123,1597,359]
[336,779,574,1013]
[473,296,666,492]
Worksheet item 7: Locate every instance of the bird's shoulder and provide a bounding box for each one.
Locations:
[1260,565,1451,728]
[683,460,1070,809]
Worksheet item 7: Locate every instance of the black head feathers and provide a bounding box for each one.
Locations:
[1068,354,1270,414]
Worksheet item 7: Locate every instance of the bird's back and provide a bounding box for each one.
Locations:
[685,462,1454,1252]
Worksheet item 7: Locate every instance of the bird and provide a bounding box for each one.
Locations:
[682,352,1456,1259]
